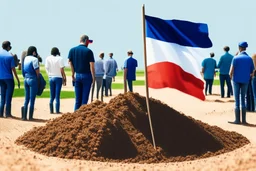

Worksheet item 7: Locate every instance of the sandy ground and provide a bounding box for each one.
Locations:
[1,85,256,171]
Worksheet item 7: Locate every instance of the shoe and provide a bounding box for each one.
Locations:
[29,108,34,120]
[242,108,247,124]
[21,106,28,121]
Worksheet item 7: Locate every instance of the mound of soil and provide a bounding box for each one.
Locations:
[15,92,249,163]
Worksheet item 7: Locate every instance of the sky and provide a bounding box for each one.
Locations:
[1,0,256,69]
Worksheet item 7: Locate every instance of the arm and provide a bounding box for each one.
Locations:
[217,57,222,68]
[90,62,95,84]
[61,67,67,86]
[69,60,75,82]
[229,65,234,79]
[12,68,20,88]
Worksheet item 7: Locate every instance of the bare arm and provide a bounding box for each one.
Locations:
[90,62,95,84]
[60,67,67,86]
[69,60,75,81]
[12,68,20,88]
[229,65,234,79]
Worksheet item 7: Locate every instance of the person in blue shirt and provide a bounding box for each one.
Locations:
[201,52,217,95]
[229,41,254,124]
[217,46,234,98]
[68,35,95,111]
[95,52,105,100]
[105,52,118,96]
[251,54,256,111]
[0,41,20,118]
[124,50,138,92]
[22,46,40,121]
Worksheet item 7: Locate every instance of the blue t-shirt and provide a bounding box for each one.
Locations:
[23,56,39,78]
[217,52,234,75]
[0,49,15,79]
[202,57,216,79]
[68,45,95,74]
[124,56,138,80]
[232,52,254,83]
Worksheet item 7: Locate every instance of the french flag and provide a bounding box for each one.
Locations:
[145,15,213,101]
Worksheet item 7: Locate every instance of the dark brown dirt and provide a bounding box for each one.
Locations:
[15,92,249,163]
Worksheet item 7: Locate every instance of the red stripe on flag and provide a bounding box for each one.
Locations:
[147,62,205,100]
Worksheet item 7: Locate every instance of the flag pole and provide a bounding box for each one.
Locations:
[142,4,156,150]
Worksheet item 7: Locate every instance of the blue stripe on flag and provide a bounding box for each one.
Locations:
[145,15,213,48]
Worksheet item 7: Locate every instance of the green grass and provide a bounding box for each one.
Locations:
[13,88,75,98]
[14,65,221,98]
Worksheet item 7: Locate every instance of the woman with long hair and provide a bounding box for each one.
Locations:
[21,46,40,120]
[45,47,66,114]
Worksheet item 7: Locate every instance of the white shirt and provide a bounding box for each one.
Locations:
[45,55,65,78]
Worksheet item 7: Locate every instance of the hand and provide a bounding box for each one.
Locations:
[63,78,67,86]
[92,77,95,86]
[72,74,75,82]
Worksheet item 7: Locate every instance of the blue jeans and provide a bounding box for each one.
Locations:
[0,79,14,117]
[24,77,38,118]
[233,82,248,110]
[219,74,233,97]
[49,77,63,113]
[204,79,213,95]
[127,80,133,92]
[74,73,92,111]
[251,77,256,109]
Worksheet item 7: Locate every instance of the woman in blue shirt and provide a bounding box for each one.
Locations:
[21,46,40,121]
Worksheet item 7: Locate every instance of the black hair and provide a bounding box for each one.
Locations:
[224,46,230,52]
[51,47,60,56]
[2,41,11,50]
[27,46,37,56]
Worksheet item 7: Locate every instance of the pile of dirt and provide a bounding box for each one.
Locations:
[15,92,249,163]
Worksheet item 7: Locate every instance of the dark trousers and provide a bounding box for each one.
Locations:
[0,79,14,117]
[219,74,233,98]
[95,77,103,100]
[127,80,133,92]
[105,77,112,96]
[74,73,92,111]
[204,79,213,95]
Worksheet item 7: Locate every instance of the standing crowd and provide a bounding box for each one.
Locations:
[0,34,138,120]
[201,41,255,124]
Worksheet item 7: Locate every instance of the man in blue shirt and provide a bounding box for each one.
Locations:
[68,35,95,111]
[0,41,20,118]
[201,52,217,95]
[105,52,118,96]
[218,46,234,98]
[124,50,138,92]
[94,52,104,100]
[229,41,254,124]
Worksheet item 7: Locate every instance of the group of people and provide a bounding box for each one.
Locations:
[0,34,138,120]
[202,41,255,124]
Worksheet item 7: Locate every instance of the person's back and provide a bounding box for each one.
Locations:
[69,45,93,74]
[125,57,138,81]
[45,55,64,78]
[95,58,104,77]
[0,50,14,79]
[218,52,234,75]
[202,57,216,79]
[68,34,95,111]
[105,58,118,78]
[233,52,254,83]
[23,56,39,78]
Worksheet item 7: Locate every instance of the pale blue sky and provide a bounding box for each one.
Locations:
[1,0,255,69]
